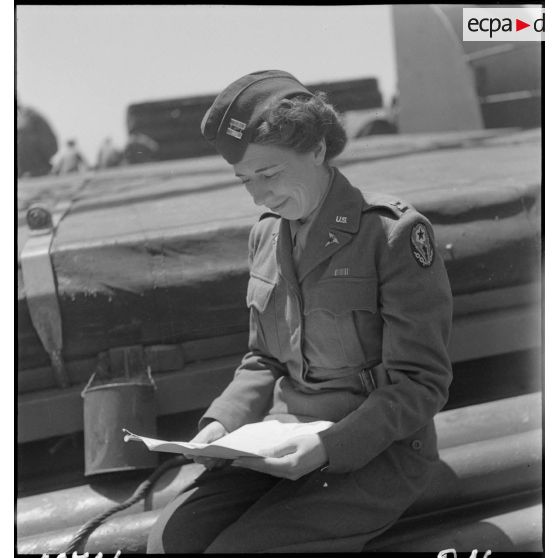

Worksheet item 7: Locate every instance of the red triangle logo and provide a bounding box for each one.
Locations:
[516,18,530,31]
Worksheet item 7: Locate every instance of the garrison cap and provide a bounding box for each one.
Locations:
[200,70,312,164]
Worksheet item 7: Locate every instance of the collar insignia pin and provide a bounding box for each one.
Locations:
[325,232,340,247]
[335,216,347,224]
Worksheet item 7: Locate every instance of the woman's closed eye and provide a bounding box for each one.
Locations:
[239,170,281,186]
[262,170,281,181]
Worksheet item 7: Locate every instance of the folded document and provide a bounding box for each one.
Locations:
[123,419,333,460]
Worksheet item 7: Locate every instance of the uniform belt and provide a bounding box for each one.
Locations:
[301,362,385,395]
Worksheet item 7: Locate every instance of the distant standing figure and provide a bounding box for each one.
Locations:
[52,139,89,175]
[123,132,159,165]
[17,102,58,178]
[96,137,123,169]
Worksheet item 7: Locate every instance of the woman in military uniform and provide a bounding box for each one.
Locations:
[147,70,452,553]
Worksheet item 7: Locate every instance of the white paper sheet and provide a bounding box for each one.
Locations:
[123,419,333,460]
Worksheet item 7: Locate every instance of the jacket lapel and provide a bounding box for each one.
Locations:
[297,168,364,283]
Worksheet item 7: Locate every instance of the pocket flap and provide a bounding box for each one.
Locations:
[304,278,377,315]
[246,275,275,312]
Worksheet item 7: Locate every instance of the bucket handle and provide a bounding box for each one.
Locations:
[146,365,156,389]
[81,365,156,398]
[81,371,97,398]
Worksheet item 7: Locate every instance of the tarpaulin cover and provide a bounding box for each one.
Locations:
[17,130,541,371]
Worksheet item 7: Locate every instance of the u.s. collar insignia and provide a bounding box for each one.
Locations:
[226,118,246,140]
[325,232,340,247]
[410,222,434,267]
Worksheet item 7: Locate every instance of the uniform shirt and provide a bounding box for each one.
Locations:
[289,168,334,271]
[201,167,453,473]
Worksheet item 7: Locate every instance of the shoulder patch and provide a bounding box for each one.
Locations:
[410,222,435,268]
[259,211,280,221]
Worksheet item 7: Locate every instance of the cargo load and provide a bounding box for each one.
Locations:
[17,129,542,443]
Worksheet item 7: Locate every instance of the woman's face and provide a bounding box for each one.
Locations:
[233,142,327,221]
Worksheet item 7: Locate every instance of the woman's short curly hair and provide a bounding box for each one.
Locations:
[252,92,347,161]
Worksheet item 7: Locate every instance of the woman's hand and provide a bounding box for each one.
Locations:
[187,420,229,470]
[231,433,328,480]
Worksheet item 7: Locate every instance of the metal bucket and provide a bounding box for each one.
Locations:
[82,367,158,476]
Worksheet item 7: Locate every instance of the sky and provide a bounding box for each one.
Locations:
[16,5,397,163]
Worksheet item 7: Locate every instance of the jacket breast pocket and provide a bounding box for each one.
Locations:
[303,278,381,367]
[246,274,281,357]
[247,274,275,313]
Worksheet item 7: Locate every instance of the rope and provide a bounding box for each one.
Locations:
[64,454,188,554]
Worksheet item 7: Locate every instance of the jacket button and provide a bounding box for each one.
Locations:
[411,439,422,451]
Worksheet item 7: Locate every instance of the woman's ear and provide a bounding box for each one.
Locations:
[313,138,327,166]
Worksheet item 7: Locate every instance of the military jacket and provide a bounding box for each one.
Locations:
[202,168,453,473]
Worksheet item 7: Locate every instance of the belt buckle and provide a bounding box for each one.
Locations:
[359,367,377,394]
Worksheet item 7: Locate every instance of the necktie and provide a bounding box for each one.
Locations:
[291,221,304,270]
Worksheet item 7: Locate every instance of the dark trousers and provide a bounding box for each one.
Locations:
[146,442,434,553]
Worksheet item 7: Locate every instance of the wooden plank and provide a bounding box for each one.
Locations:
[18,334,248,394]
[18,291,541,442]
[19,358,97,394]
[181,332,248,363]
[18,283,539,393]
[17,355,240,443]
[18,203,540,368]
[18,283,537,393]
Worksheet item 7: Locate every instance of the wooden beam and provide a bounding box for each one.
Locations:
[18,355,239,443]
[18,291,541,443]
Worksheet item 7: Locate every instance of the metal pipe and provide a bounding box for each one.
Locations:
[17,463,206,538]
[435,392,541,449]
[17,394,541,537]
[405,429,541,516]
[371,502,542,552]
[17,510,160,555]
[17,429,541,551]
[17,496,542,554]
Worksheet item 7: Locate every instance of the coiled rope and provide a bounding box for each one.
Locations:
[64,454,188,554]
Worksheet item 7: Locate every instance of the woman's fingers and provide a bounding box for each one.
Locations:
[190,421,228,445]
[258,441,296,458]
[204,458,228,470]
[231,434,328,480]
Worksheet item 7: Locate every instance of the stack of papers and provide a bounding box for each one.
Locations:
[123,419,333,460]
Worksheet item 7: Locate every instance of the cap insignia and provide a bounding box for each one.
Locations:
[226,118,247,140]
